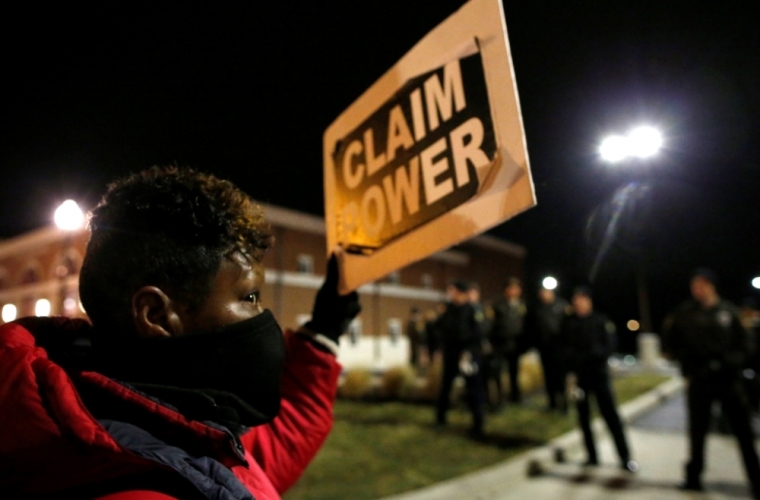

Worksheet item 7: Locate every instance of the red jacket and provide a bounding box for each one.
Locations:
[0,317,342,499]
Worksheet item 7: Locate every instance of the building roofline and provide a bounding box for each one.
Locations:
[0,203,524,260]
[467,234,526,258]
[260,204,524,258]
[0,227,88,260]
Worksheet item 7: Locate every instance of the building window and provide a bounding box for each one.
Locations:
[1,303,17,323]
[421,273,434,289]
[387,271,401,285]
[347,318,362,345]
[387,318,402,344]
[297,254,314,274]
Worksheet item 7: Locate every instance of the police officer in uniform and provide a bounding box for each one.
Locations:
[563,286,638,472]
[488,277,527,405]
[529,285,570,412]
[662,268,760,495]
[435,280,486,438]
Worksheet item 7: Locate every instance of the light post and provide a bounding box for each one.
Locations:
[54,200,84,317]
[598,126,663,333]
[542,276,558,291]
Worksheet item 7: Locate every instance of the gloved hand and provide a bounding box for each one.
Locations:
[303,254,362,343]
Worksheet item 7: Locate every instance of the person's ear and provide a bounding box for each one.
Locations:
[131,286,185,338]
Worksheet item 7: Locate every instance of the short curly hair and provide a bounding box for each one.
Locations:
[79,166,272,336]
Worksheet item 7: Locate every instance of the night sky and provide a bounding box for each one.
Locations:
[2,1,759,337]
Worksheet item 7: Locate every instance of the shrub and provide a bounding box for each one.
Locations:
[380,365,418,400]
[340,368,375,399]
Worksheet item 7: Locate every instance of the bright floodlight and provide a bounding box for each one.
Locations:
[752,277,760,289]
[2,304,17,323]
[35,299,51,317]
[54,200,84,231]
[628,126,662,158]
[542,276,558,290]
[599,135,628,162]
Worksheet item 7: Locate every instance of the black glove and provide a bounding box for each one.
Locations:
[303,254,362,343]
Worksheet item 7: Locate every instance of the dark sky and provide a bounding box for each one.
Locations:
[2,1,759,334]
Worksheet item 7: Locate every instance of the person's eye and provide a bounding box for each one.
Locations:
[244,291,260,305]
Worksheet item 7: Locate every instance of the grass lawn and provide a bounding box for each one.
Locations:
[284,372,670,500]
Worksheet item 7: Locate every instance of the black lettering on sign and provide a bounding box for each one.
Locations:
[333,51,496,254]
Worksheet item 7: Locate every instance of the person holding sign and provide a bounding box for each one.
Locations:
[0,166,361,499]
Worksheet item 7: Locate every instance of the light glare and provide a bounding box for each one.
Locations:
[54,200,84,231]
[628,126,662,158]
[542,276,558,290]
[599,135,628,162]
[35,299,51,317]
[2,304,17,322]
[600,126,663,162]
[752,277,760,290]
[627,319,640,331]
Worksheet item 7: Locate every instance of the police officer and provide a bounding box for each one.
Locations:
[529,285,570,412]
[662,268,760,495]
[435,280,486,438]
[563,286,638,472]
[489,277,527,405]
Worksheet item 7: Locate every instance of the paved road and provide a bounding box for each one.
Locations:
[380,377,759,500]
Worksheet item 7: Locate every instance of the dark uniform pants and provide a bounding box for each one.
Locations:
[540,350,566,411]
[576,371,630,464]
[436,350,484,432]
[686,374,760,491]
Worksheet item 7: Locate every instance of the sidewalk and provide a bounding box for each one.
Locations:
[379,376,759,500]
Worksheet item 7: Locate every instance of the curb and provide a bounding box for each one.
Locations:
[378,374,684,500]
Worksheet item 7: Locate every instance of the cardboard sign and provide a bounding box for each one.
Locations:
[324,0,535,293]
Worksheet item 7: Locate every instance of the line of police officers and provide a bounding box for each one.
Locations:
[430,269,760,491]
[432,277,637,471]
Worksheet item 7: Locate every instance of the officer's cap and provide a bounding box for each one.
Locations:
[691,267,718,286]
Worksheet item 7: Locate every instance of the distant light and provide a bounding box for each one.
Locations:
[35,299,51,317]
[752,277,760,289]
[542,276,558,290]
[627,319,640,331]
[599,135,629,162]
[623,354,636,366]
[599,126,663,162]
[54,200,84,231]
[2,304,17,322]
[628,126,663,158]
[64,298,77,311]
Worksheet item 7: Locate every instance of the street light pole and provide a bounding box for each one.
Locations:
[599,126,663,333]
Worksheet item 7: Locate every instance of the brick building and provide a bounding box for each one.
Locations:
[0,203,525,369]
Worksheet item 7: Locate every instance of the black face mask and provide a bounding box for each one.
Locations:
[93,309,286,427]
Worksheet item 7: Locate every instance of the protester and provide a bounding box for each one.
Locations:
[563,286,638,472]
[435,280,486,439]
[0,166,361,499]
[662,268,760,496]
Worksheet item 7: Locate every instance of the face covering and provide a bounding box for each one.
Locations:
[93,309,286,427]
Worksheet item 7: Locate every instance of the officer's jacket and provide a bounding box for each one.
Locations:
[562,312,616,375]
[489,298,527,351]
[662,299,749,377]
